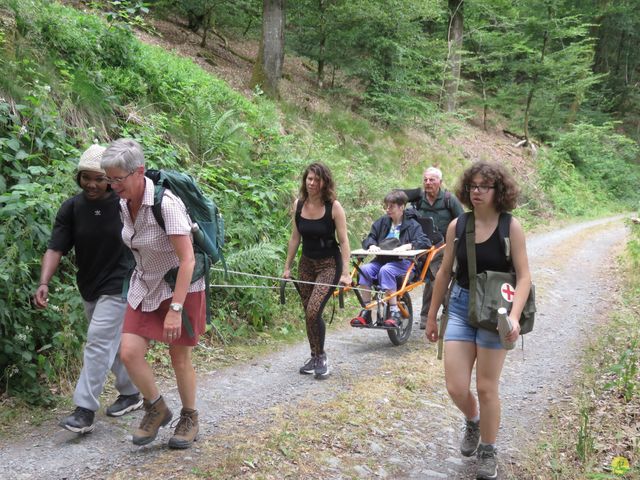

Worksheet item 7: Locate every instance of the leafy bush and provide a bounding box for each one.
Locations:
[536,123,640,216]
[0,92,86,402]
[551,123,640,206]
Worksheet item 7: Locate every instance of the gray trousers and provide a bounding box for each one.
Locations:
[73,294,138,412]
[420,250,443,320]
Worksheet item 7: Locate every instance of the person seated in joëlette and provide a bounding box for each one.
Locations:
[350,190,430,327]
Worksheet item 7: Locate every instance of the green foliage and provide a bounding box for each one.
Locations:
[576,407,594,462]
[288,0,445,126]
[0,0,296,402]
[535,122,640,217]
[100,0,152,31]
[551,123,640,206]
[0,91,86,403]
[604,338,638,403]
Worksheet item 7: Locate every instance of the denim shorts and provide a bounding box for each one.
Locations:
[444,283,502,350]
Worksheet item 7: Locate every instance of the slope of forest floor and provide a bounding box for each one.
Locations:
[133,14,538,187]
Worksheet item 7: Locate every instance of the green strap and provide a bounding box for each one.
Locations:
[204,254,212,324]
[181,309,195,338]
[465,212,478,325]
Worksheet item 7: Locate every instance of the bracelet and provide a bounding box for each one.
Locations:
[39,283,48,287]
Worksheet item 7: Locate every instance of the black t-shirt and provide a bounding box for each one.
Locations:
[455,226,511,289]
[48,192,132,301]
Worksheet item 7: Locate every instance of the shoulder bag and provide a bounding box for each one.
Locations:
[465,212,536,334]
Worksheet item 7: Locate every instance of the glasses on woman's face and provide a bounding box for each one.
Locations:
[465,184,495,194]
[105,171,135,184]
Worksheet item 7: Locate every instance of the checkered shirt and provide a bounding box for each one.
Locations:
[121,176,205,311]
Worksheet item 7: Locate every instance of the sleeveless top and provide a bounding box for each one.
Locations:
[455,224,511,288]
[295,200,339,259]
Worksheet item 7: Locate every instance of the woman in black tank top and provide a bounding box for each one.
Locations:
[283,163,351,380]
[424,162,532,479]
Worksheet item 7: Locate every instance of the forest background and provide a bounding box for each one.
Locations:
[0,0,639,477]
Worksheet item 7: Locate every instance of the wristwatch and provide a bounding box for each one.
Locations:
[169,303,183,313]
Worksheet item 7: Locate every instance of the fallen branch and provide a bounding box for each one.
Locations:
[210,28,254,64]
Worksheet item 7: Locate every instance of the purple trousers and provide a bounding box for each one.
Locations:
[358,259,412,292]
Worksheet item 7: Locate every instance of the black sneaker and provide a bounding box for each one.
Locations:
[106,393,144,417]
[59,407,95,434]
[299,356,316,375]
[314,353,330,380]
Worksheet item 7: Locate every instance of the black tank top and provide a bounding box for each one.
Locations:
[456,225,511,288]
[295,200,339,259]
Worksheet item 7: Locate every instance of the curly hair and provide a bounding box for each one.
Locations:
[455,161,520,212]
[298,162,336,203]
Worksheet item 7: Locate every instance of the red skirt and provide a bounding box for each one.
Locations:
[123,291,206,346]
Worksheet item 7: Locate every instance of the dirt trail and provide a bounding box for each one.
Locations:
[0,215,629,479]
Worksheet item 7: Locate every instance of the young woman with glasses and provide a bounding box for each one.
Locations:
[425,161,532,480]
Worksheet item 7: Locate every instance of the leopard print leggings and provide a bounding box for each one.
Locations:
[297,253,342,356]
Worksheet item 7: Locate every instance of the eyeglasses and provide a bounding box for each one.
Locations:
[105,171,135,184]
[423,177,440,183]
[465,184,495,193]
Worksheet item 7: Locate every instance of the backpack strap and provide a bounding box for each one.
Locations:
[151,186,166,231]
[444,190,451,212]
[464,211,479,324]
[452,211,469,274]
[498,212,512,265]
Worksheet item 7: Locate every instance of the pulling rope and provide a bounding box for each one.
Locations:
[208,266,374,295]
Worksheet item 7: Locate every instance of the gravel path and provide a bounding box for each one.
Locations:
[0,215,629,479]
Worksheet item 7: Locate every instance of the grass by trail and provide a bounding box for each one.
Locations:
[518,219,640,479]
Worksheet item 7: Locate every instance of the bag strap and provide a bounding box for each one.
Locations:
[151,186,166,231]
[444,189,452,215]
[498,212,512,265]
[465,211,478,325]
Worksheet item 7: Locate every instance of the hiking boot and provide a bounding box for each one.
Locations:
[314,352,330,380]
[350,309,372,326]
[106,393,143,417]
[476,444,498,479]
[383,310,402,328]
[132,396,173,446]
[168,408,199,449]
[460,418,481,456]
[419,316,427,330]
[59,407,95,434]
[299,355,316,375]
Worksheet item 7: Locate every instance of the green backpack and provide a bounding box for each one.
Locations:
[146,169,226,329]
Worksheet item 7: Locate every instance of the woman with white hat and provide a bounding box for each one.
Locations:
[34,144,141,434]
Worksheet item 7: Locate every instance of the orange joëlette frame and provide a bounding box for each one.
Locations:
[334,243,446,316]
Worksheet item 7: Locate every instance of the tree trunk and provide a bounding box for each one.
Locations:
[250,0,286,99]
[523,29,548,143]
[317,0,326,88]
[443,0,463,112]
